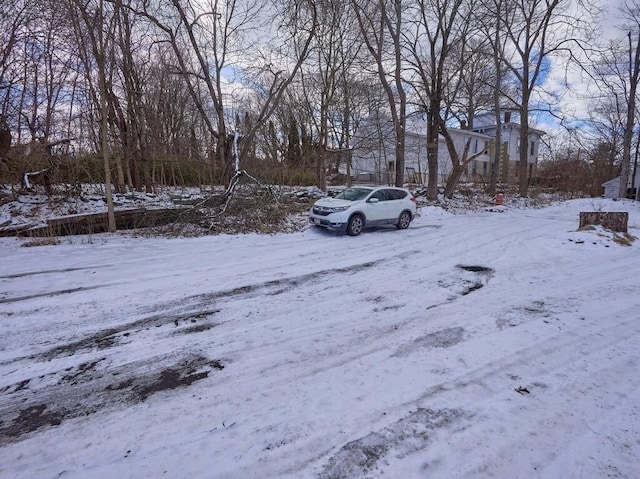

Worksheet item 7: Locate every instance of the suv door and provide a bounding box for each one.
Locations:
[380,188,407,223]
[364,189,390,223]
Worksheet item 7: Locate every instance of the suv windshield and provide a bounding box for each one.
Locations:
[335,187,373,201]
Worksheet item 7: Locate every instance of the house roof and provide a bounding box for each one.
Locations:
[405,115,496,140]
[446,127,493,140]
[602,175,640,187]
[473,122,546,136]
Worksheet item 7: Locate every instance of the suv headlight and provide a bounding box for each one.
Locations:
[329,206,350,212]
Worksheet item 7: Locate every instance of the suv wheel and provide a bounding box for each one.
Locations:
[396,211,411,230]
[347,214,364,236]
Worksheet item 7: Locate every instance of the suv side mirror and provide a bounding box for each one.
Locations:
[368,197,380,204]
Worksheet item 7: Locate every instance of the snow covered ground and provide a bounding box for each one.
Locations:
[1,197,639,478]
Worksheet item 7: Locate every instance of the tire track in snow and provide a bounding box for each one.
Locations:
[312,304,640,479]
[266,244,639,478]
[0,251,416,365]
[0,265,113,280]
[421,309,640,478]
[0,249,422,446]
[0,284,114,304]
[145,249,420,315]
[0,353,225,446]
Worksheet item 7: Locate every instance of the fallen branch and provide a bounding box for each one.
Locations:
[23,169,50,190]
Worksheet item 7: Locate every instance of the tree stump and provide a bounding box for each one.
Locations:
[579,212,628,232]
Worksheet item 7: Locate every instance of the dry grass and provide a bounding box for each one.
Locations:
[21,237,61,247]
[612,232,637,246]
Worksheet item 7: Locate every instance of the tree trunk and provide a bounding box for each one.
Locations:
[518,105,530,197]
[96,0,116,232]
[488,2,503,196]
[426,105,440,200]
[444,165,465,198]
[619,31,640,197]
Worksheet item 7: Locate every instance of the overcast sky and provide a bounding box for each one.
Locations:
[535,0,634,138]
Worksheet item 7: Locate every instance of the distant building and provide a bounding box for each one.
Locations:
[473,113,545,184]
[349,112,545,186]
[602,175,640,199]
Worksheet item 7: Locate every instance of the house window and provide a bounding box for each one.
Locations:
[473,139,478,153]
[483,162,488,175]
[472,161,477,175]
[530,140,535,156]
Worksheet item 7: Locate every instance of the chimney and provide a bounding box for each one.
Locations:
[504,111,511,123]
[460,120,467,129]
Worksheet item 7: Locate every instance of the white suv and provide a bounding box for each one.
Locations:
[309,186,417,236]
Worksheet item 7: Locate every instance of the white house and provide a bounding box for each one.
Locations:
[602,175,640,199]
[438,128,493,183]
[472,113,545,184]
[349,113,544,186]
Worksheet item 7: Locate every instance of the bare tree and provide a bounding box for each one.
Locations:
[617,3,640,198]
[0,0,30,119]
[446,36,495,128]
[294,0,365,189]
[0,0,77,147]
[497,0,584,196]
[404,0,473,199]
[352,0,408,187]
[585,93,626,180]
[143,59,209,185]
[298,0,344,189]
[128,0,317,189]
[584,1,640,199]
[477,0,511,195]
[69,0,118,231]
